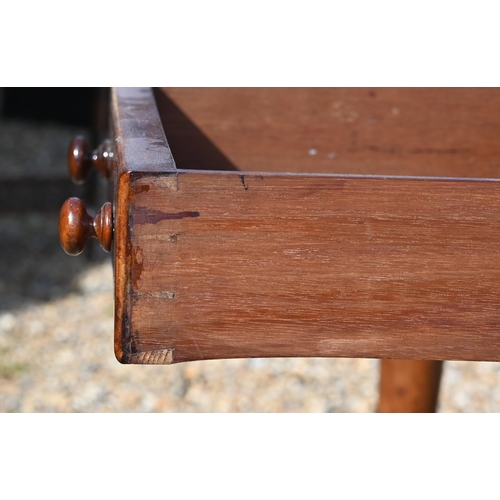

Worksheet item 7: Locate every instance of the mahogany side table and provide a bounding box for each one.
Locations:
[60,88,500,412]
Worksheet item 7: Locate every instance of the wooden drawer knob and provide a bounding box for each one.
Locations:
[59,198,113,255]
[68,136,113,184]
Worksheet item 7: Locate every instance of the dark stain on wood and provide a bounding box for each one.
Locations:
[119,308,133,363]
[132,246,144,288]
[410,148,474,155]
[135,207,200,224]
[134,184,150,194]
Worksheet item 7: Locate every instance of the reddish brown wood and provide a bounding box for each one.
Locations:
[68,136,113,184]
[112,170,500,364]
[378,360,443,412]
[110,87,177,362]
[109,85,500,402]
[156,88,500,179]
[59,197,112,255]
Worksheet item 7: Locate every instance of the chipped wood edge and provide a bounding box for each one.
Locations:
[128,348,175,365]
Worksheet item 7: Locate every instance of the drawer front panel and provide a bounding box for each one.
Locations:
[116,171,500,363]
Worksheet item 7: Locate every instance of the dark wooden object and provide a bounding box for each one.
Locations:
[59,197,112,255]
[155,87,500,178]
[114,170,500,364]
[60,87,500,411]
[0,89,106,212]
[378,360,443,412]
[68,136,113,184]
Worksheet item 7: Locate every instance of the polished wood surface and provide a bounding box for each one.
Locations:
[68,136,113,184]
[59,197,112,255]
[115,170,500,364]
[378,360,443,412]
[56,87,500,411]
[110,87,177,362]
[156,88,500,178]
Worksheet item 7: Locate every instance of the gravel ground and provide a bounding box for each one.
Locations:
[0,119,499,412]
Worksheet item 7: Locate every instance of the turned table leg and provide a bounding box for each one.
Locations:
[378,360,444,413]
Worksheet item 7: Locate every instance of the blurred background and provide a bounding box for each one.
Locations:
[0,88,499,412]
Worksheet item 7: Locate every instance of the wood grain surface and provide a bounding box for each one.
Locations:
[115,170,500,364]
[111,87,500,372]
[110,88,177,361]
[156,87,500,178]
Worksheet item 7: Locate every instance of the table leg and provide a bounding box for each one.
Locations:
[378,359,443,412]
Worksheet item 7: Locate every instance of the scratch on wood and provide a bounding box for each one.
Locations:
[152,175,178,191]
[129,348,175,364]
[139,234,178,242]
[240,175,249,190]
[410,148,473,155]
[135,291,176,299]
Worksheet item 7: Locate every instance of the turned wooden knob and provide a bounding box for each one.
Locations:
[68,136,113,184]
[59,198,113,255]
